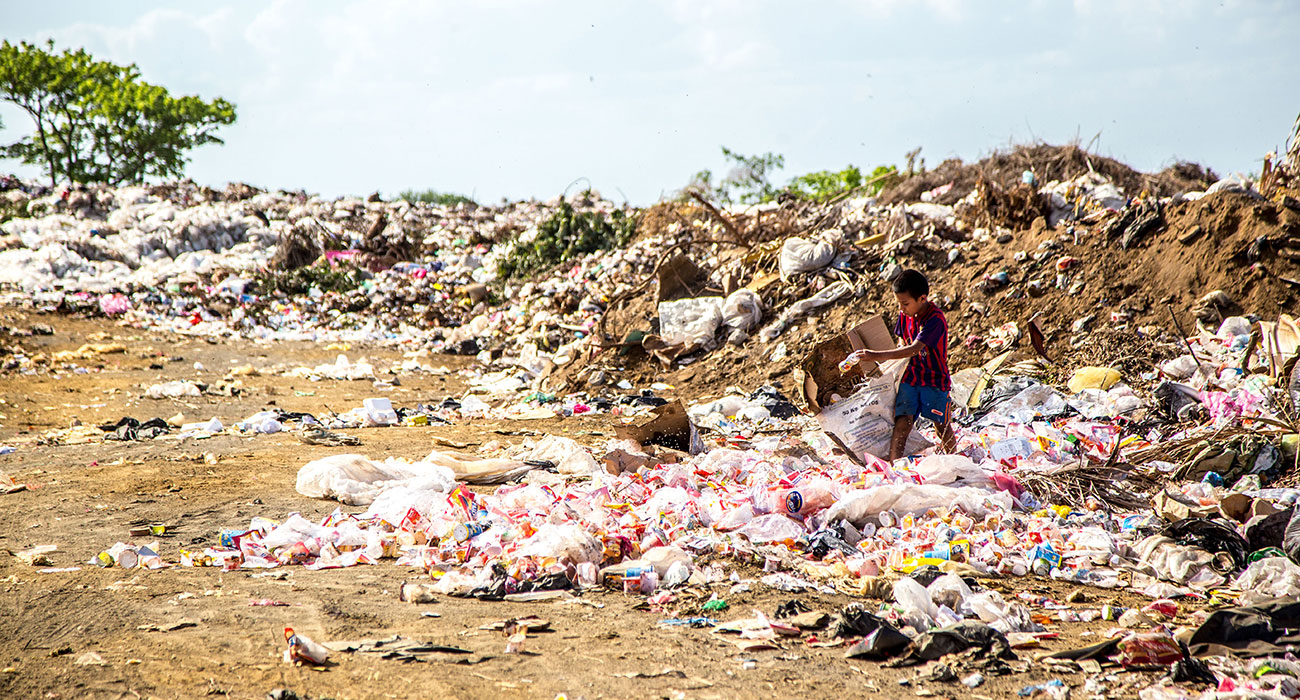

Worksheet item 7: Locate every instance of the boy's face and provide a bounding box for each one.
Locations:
[895,291,928,319]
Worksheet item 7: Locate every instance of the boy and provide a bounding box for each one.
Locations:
[856,269,956,462]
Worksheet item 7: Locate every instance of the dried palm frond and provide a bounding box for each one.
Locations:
[1018,462,1158,512]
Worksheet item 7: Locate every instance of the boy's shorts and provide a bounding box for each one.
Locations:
[896,381,951,427]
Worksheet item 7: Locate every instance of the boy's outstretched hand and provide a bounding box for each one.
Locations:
[838,349,879,373]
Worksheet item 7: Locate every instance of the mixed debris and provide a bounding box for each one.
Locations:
[4,119,1300,696]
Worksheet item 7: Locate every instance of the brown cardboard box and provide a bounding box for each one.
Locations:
[798,315,931,462]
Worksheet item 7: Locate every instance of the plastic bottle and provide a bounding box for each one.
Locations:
[453,521,488,543]
[575,562,598,587]
[622,566,649,593]
[284,627,330,665]
[772,484,835,517]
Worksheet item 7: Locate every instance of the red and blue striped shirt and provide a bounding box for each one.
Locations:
[894,303,951,390]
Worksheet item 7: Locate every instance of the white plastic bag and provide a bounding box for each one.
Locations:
[1218,316,1252,338]
[779,237,836,280]
[262,514,329,551]
[516,522,602,563]
[736,514,806,543]
[927,573,974,612]
[813,357,932,461]
[967,590,1040,634]
[893,577,938,629]
[145,380,201,399]
[912,455,992,488]
[1236,557,1300,604]
[658,297,723,347]
[295,454,455,506]
[1133,535,1226,590]
[522,435,599,474]
[721,290,763,331]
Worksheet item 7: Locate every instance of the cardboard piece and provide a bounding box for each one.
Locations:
[799,315,932,463]
[656,255,714,304]
[1258,314,1300,381]
[800,315,894,411]
[614,400,704,455]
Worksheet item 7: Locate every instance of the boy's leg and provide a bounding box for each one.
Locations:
[892,382,921,463]
[889,415,914,463]
[937,411,956,453]
[920,388,957,454]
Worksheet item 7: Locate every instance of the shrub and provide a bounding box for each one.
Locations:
[397,189,475,207]
[497,200,638,279]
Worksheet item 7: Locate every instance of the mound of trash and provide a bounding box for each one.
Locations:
[3,135,1298,407]
[12,124,1300,695]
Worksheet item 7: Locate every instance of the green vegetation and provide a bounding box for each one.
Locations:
[396,189,476,207]
[0,195,27,225]
[0,40,236,186]
[786,166,864,202]
[786,164,899,202]
[497,199,638,279]
[689,147,899,204]
[252,261,367,296]
[689,147,786,205]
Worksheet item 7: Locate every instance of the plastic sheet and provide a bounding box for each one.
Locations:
[1236,557,1300,604]
[825,484,1014,525]
[295,454,457,505]
[758,281,854,342]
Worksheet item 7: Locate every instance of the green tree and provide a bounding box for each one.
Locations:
[688,147,786,204]
[785,163,899,201]
[497,201,638,279]
[0,40,235,186]
[786,165,864,202]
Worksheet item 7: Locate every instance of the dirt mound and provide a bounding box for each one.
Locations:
[577,190,1300,403]
[878,143,1214,206]
[1150,161,1220,195]
[886,190,1300,375]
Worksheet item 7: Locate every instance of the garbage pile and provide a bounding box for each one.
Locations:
[11,130,1300,692]
[0,181,656,363]
[75,304,1300,691]
[3,140,1298,409]
[571,145,1300,402]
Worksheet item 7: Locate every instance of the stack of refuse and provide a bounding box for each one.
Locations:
[11,134,1300,691]
[124,319,1292,600]
[5,142,1297,410]
[0,181,662,371]
[73,293,1300,694]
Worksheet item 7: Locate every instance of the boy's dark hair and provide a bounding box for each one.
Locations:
[892,269,930,298]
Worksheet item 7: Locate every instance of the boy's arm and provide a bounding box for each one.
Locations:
[862,340,925,362]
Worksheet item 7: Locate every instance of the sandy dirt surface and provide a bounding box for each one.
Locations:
[0,310,1189,700]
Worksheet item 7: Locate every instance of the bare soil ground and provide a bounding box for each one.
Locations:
[0,311,1194,700]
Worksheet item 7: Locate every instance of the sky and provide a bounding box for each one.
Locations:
[2,0,1298,204]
